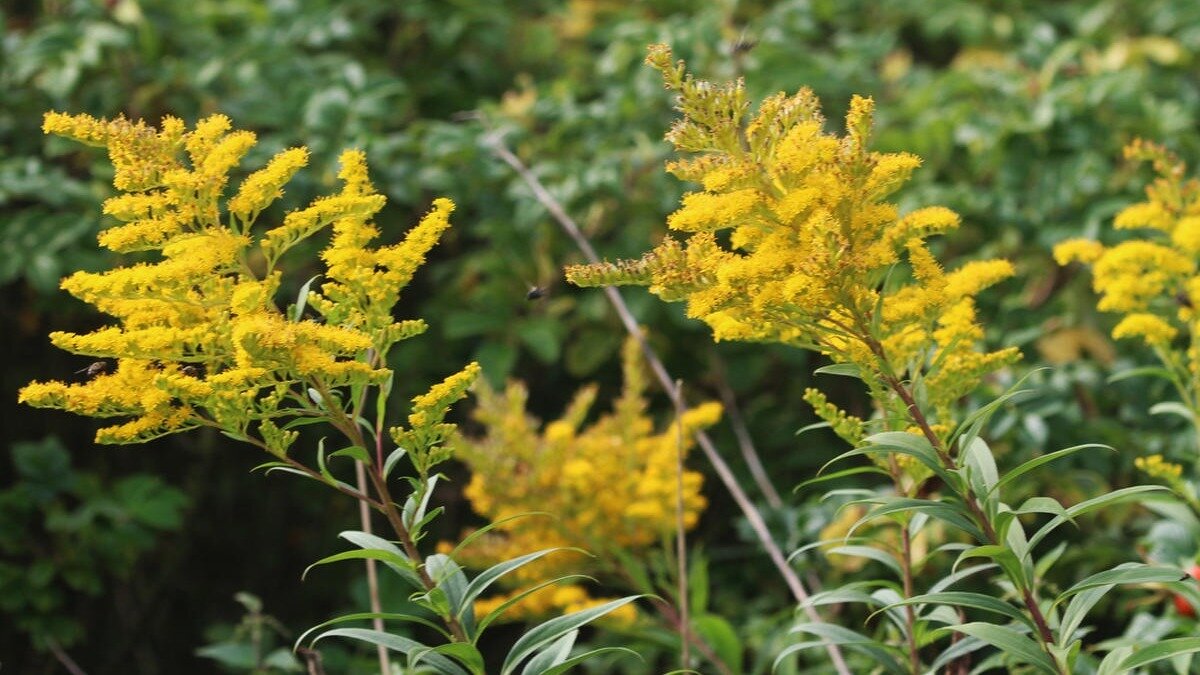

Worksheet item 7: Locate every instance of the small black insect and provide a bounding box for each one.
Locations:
[1178,291,1194,310]
[75,361,108,378]
[526,285,546,301]
[181,365,202,377]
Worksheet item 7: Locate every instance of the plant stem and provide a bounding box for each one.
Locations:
[485,132,853,675]
[888,455,920,675]
[315,381,470,643]
[866,341,1060,666]
[366,468,469,642]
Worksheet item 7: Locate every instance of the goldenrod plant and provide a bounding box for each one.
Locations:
[569,45,1199,673]
[451,334,726,662]
[20,112,637,674]
[1056,142,1200,640]
[1056,142,1200,458]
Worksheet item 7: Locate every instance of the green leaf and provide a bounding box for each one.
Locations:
[536,648,640,675]
[928,635,987,672]
[955,545,1026,588]
[1119,638,1200,670]
[1012,497,1069,520]
[794,466,890,493]
[449,512,553,561]
[294,612,450,650]
[1107,366,1175,384]
[1150,401,1196,423]
[383,447,408,480]
[950,371,1040,449]
[874,592,1031,628]
[427,554,471,631]
[1028,485,1171,549]
[457,548,581,621]
[813,363,861,378]
[310,628,468,675]
[849,497,985,541]
[475,575,593,637]
[961,436,999,494]
[500,596,643,675]
[948,622,1058,674]
[1056,563,1185,603]
[691,614,743,674]
[436,642,487,674]
[336,531,423,588]
[1058,584,1111,648]
[780,623,907,674]
[329,445,371,464]
[403,474,441,531]
[824,545,902,576]
[520,630,576,675]
[794,421,832,436]
[302,549,413,582]
[291,273,321,321]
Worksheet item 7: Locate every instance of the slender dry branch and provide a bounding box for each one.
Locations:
[46,638,87,675]
[672,379,692,670]
[710,351,785,508]
[354,460,390,674]
[485,132,852,675]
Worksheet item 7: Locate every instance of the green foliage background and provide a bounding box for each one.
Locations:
[5,0,1200,671]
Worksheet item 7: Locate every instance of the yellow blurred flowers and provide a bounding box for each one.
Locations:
[1055,140,1200,352]
[451,336,721,622]
[20,112,472,454]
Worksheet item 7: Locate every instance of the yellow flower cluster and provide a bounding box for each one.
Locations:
[567,45,1017,438]
[451,336,721,620]
[1055,140,1200,353]
[20,112,463,450]
[1135,454,1184,481]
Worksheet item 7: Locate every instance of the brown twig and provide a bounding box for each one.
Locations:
[672,379,692,670]
[354,460,390,674]
[46,638,87,675]
[709,351,785,509]
[485,133,852,675]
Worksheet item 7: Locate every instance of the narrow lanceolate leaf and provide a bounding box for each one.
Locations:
[536,648,641,675]
[520,630,577,675]
[457,548,581,620]
[435,642,486,674]
[874,592,1032,628]
[850,497,985,541]
[1058,584,1111,648]
[824,545,902,576]
[992,444,1111,496]
[291,274,321,321]
[293,612,450,652]
[1056,563,1185,604]
[310,628,468,675]
[780,623,907,674]
[948,623,1058,674]
[794,465,889,493]
[337,531,422,587]
[500,597,642,675]
[302,549,413,581]
[1028,485,1171,549]
[1119,638,1200,670]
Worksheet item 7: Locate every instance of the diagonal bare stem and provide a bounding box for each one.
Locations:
[486,132,852,675]
[710,351,785,508]
[353,460,390,674]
